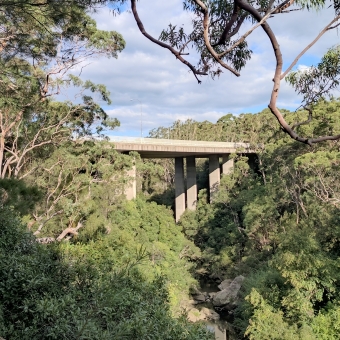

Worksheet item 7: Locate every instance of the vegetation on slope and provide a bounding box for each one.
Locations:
[0,207,212,339]
[147,99,340,339]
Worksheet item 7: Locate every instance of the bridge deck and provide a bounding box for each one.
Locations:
[110,137,253,158]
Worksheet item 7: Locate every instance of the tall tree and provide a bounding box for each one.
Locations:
[0,0,125,178]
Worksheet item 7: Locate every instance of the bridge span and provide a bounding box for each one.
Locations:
[111,137,255,222]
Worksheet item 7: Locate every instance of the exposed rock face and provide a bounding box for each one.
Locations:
[187,308,203,322]
[192,293,206,303]
[208,292,216,300]
[218,279,232,291]
[212,275,245,309]
[187,307,220,322]
[200,307,220,321]
[180,299,199,312]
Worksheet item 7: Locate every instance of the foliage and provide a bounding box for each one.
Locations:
[151,99,340,338]
[61,197,202,312]
[0,0,124,179]
[0,178,41,215]
[0,207,212,339]
[130,0,340,143]
[286,46,340,107]
[4,0,340,337]
[26,140,132,238]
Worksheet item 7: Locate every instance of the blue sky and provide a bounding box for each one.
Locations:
[67,1,340,137]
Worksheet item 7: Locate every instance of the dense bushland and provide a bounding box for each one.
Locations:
[147,99,340,339]
[0,207,212,339]
[0,1,212,338]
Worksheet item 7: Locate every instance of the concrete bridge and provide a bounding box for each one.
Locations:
[111,137,254,221]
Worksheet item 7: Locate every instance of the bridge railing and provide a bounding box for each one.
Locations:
[109,136,251,149]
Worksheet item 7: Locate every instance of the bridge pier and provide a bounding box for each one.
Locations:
[125,165,137,200]
[174,154,235,221]
[209,155,220,202]
[175,157,186,222]
[125,154,237,221]
[187,156,197,211]
[222,154,234,175]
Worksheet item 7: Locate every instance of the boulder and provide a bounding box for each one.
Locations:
[180,299,197,311]
[200,307,220,321]
[209,272,223,281]
[192,293,206,303]
[212,275,245,308]
[208,292,216,300]
[187,307,220,322]
[218,279,232,291]
[187,308,205,322]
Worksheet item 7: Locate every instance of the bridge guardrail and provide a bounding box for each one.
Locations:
[109,136,252,149]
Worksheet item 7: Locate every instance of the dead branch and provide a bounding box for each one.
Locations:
[36,237,56,244]
[33,209,64,235]
[56,221,83,241]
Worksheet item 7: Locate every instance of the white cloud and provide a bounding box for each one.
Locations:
[73,1,340,136]
[297,65,312,72]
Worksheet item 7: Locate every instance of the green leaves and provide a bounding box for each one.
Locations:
[0,207,212,339]
[286,46,340,106]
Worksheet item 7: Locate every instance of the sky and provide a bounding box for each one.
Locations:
[68,1,340,137]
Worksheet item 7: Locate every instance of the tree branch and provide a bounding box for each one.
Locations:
[291,106,312,130]
[192,0,240,76]
[224,15,247,41]
[218,8,276,58]
[212,1,240,46]
[56,221,83,241]
[130,0,207,83]
[281,15,340,79]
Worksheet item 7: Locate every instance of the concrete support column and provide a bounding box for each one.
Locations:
[209,155,220,202]
[222,154,234,175]
[125,165,136,200]
[175,157,185,222]
[186,156,197,210]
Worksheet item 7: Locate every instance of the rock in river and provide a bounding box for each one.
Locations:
[217,279,232,291]
[212,275,245,309]
[187,307,220,322]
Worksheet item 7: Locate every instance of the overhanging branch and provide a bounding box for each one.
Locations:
[281,15,340,79]
[130,0,207,83]
[192,0,240,76]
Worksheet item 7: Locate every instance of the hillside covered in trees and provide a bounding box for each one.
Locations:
[0,0,211,338]
[143,99,340,339]
[1,1,340,339]
[2,95,340,339]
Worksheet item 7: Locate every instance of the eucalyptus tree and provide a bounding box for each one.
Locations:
[29,140,133,241]
[128,0,340,145]
[1,0,340,145]
[0,0,125,178]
